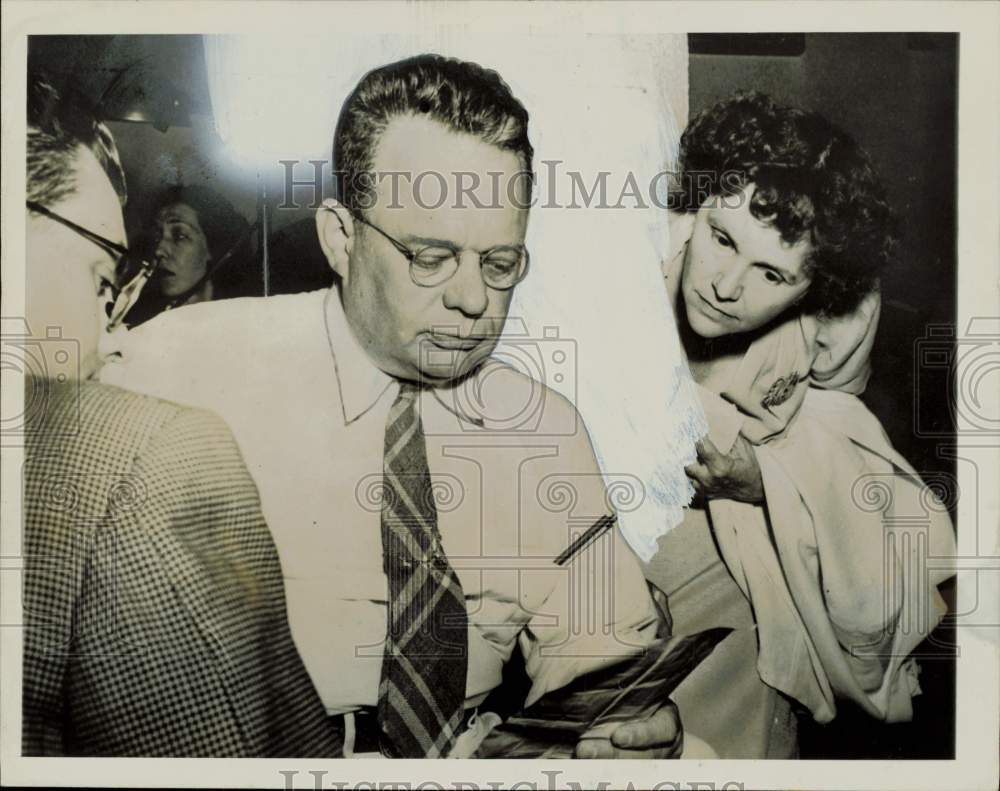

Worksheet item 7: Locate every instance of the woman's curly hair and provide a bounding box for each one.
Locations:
[670,92,898,316]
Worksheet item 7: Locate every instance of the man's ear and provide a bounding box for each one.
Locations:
[316,199,354,281]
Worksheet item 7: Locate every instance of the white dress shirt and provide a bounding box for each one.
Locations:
[102,288,658,715]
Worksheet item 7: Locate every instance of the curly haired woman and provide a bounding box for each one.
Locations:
[647,92,956,758]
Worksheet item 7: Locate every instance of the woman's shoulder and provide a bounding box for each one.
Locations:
[714,290,880,443]
[803,289,882,394]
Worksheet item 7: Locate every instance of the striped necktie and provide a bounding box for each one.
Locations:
[377,382,468,757]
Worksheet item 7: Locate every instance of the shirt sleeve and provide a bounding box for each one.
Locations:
[100,300,261,425]
[101,306,209,407]
[512,404,660,708]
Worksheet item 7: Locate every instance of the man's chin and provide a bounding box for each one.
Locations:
[414,341,495,385]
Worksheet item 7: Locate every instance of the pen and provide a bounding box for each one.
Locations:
[554,513,617,566]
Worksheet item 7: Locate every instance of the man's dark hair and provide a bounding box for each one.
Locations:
[26,75,127,209]
[670,92,897,316]
[151,184,250,264]
[333,54,534,212]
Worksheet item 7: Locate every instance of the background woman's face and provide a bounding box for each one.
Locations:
[681,185,813,339]
[153,202,210,298]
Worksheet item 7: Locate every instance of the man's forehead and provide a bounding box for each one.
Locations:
[369,114,529,245]
[374,116,527,204]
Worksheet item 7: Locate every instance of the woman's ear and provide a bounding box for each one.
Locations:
[316,199,354,281]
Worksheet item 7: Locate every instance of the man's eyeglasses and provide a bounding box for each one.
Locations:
[339,208,530,290]
[26,200,158,331]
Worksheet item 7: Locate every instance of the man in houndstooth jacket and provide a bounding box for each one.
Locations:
[20,77,342,757]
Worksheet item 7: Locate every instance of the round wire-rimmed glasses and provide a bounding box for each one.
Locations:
[327,206,530,290]
[26,200,158,331]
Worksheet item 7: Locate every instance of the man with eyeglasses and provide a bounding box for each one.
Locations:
[20,77,341,756]
[103,54,683,758]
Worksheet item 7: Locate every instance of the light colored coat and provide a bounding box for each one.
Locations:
[663,211,955,728]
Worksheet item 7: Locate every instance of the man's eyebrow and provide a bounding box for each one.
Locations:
[399,234,525,252]
[398,234,460,249]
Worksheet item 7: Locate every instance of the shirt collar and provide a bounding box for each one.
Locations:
[323,287,488,429]
[323,288,395,424]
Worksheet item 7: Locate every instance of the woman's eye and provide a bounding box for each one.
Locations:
[711,229,734,249]
[762,269,784,285]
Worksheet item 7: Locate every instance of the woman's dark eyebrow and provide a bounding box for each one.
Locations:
[754,260,801,283]
[709,214,798,283]
[755,261,789,281]
[161,217,195,228]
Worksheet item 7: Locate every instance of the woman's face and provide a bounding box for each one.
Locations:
[152,202,210,298]
[680,185,813,339]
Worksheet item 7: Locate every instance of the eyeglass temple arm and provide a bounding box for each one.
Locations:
[347,211,414,260]
[26,200,130,258]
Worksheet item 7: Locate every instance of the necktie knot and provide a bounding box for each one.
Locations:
[396,381,421,402]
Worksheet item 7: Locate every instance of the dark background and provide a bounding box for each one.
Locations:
[690,33,958,478]
[29,32,958,759]
[689,32,958,760]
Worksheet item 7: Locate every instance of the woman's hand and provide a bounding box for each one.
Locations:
[685,435,764,504]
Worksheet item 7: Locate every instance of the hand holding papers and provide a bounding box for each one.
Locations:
[477,628,732,759]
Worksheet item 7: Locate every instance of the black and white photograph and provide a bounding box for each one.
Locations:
[1,3,997,790]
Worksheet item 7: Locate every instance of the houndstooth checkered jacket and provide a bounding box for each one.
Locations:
[22,376,344,757]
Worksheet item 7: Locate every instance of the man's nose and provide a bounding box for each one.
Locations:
[712,266,744,302]
[442,252,489,317]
